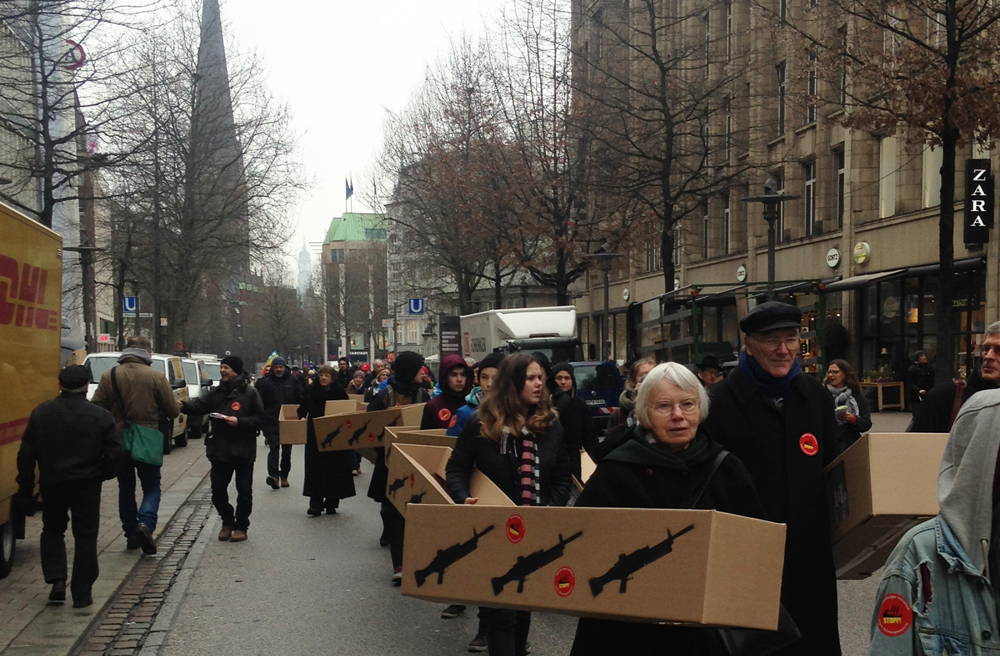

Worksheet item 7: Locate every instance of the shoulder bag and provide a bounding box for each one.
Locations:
[111,366,164,467]
[692,450,801,656]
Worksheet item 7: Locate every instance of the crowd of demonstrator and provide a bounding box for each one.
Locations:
[15,305,1000,656]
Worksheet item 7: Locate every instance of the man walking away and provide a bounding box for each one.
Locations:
[92,335,179,556]
[181,356,263,542]
[256,356,302,489]
[911,322,1000,433]
[15,366,123,607]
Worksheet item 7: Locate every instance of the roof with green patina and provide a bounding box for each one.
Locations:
[323,212,388,244]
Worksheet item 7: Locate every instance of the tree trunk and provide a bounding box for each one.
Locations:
[936,129,957,380]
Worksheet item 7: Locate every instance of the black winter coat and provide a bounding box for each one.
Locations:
[552,390,598,479]
[571,426,764,656]
[255,370,302,437]
[905,362,935,410]
[910,367,999,433]
[828,387,872,455]
[298,383,355,501]
[366,385,430,502]
[445,413,572,507]
[702,367,841,656]
[16,392,122,495]
[183,374,264,463]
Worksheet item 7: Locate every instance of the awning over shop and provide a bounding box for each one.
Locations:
[821,269,906,293]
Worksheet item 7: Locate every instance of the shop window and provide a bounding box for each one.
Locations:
[922,145,943,208]
[879,136,897,218]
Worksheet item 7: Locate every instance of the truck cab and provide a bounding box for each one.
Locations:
[570,361,625,429]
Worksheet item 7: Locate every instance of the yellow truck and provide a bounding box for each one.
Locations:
[0,202,62,577]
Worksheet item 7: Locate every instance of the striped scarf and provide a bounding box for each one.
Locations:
[503,426,540,506]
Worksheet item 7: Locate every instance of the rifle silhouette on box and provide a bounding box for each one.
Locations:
[387,475,408,498]
[408,491,426,505]
[414,525,495,587]
[589,524,695,596]
[491,531,583,595]
[321,425,343,449]
[347,422,370,446]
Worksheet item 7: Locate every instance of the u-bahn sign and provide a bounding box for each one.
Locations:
[964,159,993,244]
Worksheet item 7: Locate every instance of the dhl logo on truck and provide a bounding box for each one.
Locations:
[0,254,58,331]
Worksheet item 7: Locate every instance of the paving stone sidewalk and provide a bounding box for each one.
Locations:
[0,442,212,655]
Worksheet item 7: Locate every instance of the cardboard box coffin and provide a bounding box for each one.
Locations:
[826,432,948,579]
[278,405,307,445]
[386,443,512,517]
[383,428,454,465]
[402,504,786,630]
[312,404,426,452]
[348,393,365,405]
[325,400,360,416]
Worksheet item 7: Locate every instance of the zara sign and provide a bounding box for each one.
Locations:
[964,159,994,244]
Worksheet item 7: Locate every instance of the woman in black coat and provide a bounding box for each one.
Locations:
[824,359,872,455]
[570,362,763,656]
[298,365,354,516]
[446,353,572,656]
[551,362,598,479]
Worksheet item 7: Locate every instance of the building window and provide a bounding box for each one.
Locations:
[838,25,848,106]
[922,145,943,208]
[779,0,787,22]
[645,240,662,272]
[836,150,845,230]
[775,171,786,242]
[406,319,419,344]
[809,0,817,9]
[395,321,404,345]
[725,96,732,161]
[723,194,731,254]
[673,230,681,266]
[776,62,786,136]
[726,1,733,60]
[879,135,898,218]
[704,12,711,78]
[807,52,818,123]
[702,203,710,259]
[804,161,817,236]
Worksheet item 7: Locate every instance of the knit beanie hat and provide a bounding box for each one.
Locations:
[221,355,244,375]
[392,351,425,386]
[477,352,504,373]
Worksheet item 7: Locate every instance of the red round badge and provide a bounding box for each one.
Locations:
[449,415,458,428]
[345,419,353,429]
[368,432,376,443]
[876,593,913,637]
[506,514,526,544]
[438,408,452,422]
[799,433,819,457]
[554,567,576,597]
[410,472,416,488]
[230,402,241,412]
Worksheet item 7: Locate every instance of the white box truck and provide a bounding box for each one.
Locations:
[460,307,584,364]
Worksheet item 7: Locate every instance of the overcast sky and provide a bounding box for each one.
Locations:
[222,0,506,261]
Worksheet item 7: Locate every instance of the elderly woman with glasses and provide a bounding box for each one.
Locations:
[570,362,763,656]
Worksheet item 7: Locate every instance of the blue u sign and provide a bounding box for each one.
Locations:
[407,298,425,315]
[123,296,138,313]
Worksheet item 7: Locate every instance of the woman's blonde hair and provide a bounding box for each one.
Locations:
[478,353,554,441]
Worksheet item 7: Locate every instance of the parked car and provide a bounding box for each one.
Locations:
[84,351,189,453]
[569,361,625,430]
[181,358,212,439]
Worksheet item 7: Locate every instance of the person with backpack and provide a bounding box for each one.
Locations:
[910,321,1000,433]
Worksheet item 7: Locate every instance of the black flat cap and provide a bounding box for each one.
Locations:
[698,355,720,371]
[59,365,91,389]
[739,301,802,335]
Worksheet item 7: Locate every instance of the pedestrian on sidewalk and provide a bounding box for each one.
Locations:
[15,365,123,608]
[445,352,572,656]
[92,335,180,556]
[298,365,354,516]
[905,350,935,414]
[256,356,303,490]
[367,351,429,584]
[825,359,872,455]
[181,356,264,542]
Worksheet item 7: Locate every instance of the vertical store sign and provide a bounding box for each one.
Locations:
[964,159,994,244]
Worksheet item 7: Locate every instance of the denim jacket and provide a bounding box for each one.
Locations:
[869,515,1000,655]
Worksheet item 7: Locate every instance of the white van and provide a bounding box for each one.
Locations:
[181,358,212,439]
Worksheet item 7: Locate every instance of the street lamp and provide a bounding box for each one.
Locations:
[743,177,799,298]
[585,251,624,362]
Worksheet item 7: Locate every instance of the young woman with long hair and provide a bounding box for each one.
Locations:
[446,352,572,656]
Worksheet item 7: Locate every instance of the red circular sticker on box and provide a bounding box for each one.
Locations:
[876,593,913,637]
[345,419,353,429]
[554,567,575,597]
[230,402,241,412]
[506,514,525,543]
[368,432,375,443]
[799,433,819,456]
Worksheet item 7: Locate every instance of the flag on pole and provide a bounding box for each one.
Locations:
[261,351,279,376]
[345,177,354,200]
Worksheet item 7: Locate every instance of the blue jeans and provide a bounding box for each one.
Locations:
[118,458,161,537]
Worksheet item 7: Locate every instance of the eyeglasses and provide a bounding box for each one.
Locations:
[754,335,801,351]
[982,344,1000,357]
[650,400,699,416]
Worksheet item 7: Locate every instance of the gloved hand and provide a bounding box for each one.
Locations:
[12,493,35,518]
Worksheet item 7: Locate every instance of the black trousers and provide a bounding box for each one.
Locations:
[40,479,102,601]
[479,607,531,656]
[210,461,254,531]
[380,501,405,568]
[267,442,292,478]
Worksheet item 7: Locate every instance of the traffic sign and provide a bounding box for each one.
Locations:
[97,333,111,343]
[123,296,138,314]
[407,299,425,315]
[382,318,394,329]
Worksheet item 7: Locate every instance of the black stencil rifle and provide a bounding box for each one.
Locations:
[414,525,496,587]
[347,421,370,446]
[491,531,583,595]
[589,524,695,597]
[387,475,408,498]
[321,424,343,448]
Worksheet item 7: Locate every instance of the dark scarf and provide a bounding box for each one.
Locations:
[388,375,421,400]
[738,351,801,401]
[605,424,720,470]
[219,372,249,396]
[306,381,343,401]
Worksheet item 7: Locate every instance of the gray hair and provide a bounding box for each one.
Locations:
[635,362,710,427]
[987,321,1000,337]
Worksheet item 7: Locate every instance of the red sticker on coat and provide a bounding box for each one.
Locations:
[876,593,913,637]
[799,433,819,456]
[506,514,525,543]
[449,415,458,428]
[554,567,575,597]
[438,408,452,422]
[231,402,241,412]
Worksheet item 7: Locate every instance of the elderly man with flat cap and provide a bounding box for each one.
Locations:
[15,365,123,608]
[703,301,841,656]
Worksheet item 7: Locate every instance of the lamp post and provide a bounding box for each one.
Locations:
[743,178,798,299]
[585,251,624,362]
